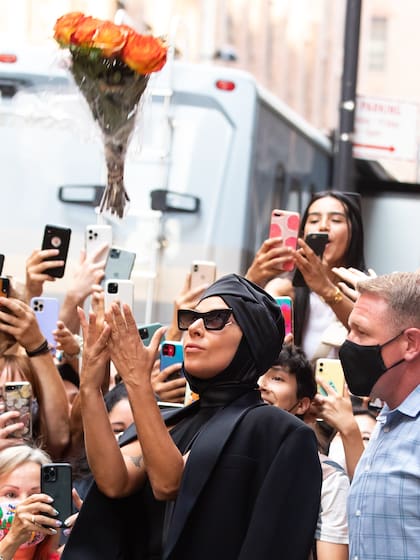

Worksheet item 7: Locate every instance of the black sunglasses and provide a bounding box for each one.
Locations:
[178,308,233,331]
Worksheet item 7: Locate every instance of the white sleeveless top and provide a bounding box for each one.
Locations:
[301,292,343,361]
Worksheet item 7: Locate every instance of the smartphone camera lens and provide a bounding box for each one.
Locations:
[139,328,148,340]
[110,249,120,259]
[107,283,118,294]
[44,466,56,482]
[193,264,198,272]
[163,344,176,357]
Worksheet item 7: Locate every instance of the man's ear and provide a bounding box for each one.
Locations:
[403,328,420,362]
[295,396,312,415]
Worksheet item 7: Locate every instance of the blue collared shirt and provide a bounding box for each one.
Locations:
[348,384,420,560]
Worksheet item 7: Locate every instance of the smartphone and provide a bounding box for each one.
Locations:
[40,463,73,524]
[104,247,136,282]
[138,322,163,346]
[30,297,59,351]
[4,381,32,440]
[0,276,9,297]
[315,358,345,397]
[104,279,134,311]
[305,232,329,256]
[41,225,72,278]
[85,224,112,258]
[160,341,184,374]
[0,255,4,276]
[190,260,217,290]
[292,232,329,287]
[269,209,300,271]
[275,296,293,337]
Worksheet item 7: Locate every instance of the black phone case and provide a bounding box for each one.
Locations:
[0,276,9,297]
[292,233,329,288]
[41,463,72,524]
[41,225,72,278]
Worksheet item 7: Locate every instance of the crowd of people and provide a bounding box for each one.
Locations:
[0,189,418,559]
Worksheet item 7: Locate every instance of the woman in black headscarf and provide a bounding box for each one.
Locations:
[63,274,321,560]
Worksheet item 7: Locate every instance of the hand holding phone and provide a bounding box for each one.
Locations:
[292,232,329,288]
[269,209,300,271]
[160,341,184,376]
[40,463,72,524]
[315,358,345,397]
[41,225,71,278]
[4,381,33,440]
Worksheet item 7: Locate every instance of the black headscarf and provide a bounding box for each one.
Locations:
[182,274,285,399]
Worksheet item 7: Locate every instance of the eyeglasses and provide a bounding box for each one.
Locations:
[177,308,233,331]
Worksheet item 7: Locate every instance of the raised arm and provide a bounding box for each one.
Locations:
[312,380,365,479]
[245,237,294,288]
[59,245,107,333]
[107,303,185,500]
[24,248,64,302]
[77,307,146,497]
[0,297,70,459]
[293,238,354,328]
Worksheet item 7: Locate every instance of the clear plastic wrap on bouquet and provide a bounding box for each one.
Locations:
[54,12,167,218]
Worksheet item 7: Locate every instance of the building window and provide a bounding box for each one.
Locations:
[368,16,387,71]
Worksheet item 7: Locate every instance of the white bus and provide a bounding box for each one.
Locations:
[1,45,417,324]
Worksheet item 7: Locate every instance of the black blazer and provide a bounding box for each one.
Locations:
[63,393,321,560]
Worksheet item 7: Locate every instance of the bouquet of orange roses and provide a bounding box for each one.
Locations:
[54,12,167,218]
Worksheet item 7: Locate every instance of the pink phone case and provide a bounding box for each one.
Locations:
[269,210,300,271]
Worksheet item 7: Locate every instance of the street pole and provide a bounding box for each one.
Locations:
[332,0,362,191]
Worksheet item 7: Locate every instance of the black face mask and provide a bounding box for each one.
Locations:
[339,331,405,397]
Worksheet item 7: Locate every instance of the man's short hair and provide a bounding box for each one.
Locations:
[357,271,420,330]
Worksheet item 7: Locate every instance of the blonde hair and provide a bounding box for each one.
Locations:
[0,444,50,477]
[358,272,420,330]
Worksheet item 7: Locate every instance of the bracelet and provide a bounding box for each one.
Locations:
[25,339,50,357]
[321,286,343,305]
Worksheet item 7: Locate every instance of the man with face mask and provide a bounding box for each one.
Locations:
[338,271,420,560]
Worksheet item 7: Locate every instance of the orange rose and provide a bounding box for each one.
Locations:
[122,34,167,75]
[71,17,104,48]
[53,12,86,46]
[91,21,128,57]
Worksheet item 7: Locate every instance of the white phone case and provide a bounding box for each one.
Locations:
[190,260,217,290]
[104,279,134,311]
[85,224,113,259]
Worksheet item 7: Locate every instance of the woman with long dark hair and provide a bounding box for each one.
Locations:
[248,191,366,362]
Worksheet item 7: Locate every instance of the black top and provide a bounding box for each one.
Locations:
[62,275,320,559]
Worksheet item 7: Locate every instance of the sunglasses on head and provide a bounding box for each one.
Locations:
[177,308,233,331]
